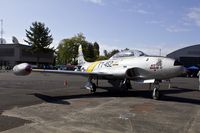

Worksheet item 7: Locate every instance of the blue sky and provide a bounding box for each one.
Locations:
[0,0,200,55]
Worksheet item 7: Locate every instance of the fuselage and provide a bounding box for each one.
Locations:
[81,56,185,80]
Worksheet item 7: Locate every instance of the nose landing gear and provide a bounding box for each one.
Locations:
[152,87,160,100]
[151,82,160,100]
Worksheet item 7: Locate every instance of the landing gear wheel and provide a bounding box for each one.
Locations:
[152,87,160,100]
[90,83,96,93]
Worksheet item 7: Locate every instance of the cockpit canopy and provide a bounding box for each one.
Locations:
[110,50,147,59]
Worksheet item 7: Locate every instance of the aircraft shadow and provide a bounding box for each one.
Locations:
[30,93,70,105]
[30,87,200,105]
[159,87,200,105]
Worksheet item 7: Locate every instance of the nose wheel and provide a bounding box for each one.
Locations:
[151,82,161,100]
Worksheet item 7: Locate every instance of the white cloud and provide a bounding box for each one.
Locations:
[187,7,200,27]
[121,8,153,15]
[84,0,104,5]
[146,20,163,24]
[166,26,190,33]
[136,9,152,15]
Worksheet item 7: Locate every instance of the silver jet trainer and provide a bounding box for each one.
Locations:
[13,45,186,100]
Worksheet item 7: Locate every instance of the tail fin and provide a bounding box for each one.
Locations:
[78,45,87,66]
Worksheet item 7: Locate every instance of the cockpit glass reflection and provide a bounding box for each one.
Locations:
[110,50,147,59]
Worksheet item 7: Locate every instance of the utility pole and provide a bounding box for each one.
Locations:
[0,19,3,44]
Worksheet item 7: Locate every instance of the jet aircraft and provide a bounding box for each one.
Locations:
[13,45,186,100]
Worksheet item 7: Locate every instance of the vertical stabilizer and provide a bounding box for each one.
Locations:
[78,45,87,66]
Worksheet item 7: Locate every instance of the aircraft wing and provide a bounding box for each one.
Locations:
[13,63,155,83]
[32,69,112,77]
[33,69,156,83]
[12,63,114,78]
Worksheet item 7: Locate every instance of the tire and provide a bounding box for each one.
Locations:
[152,88,160,100]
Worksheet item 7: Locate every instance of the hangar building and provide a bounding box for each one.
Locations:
[167,44,200,67]
[0,43,54,68]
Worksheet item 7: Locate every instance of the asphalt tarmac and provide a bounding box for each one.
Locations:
[0,71,199,133]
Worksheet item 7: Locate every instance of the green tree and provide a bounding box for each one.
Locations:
[97,55,108,61]
[104,50,108,57]
[70,33,87,63]
[56,33,100,64]
[57,39,74,64]
[94,42,100,59]
[102,49,119,59]
[57,33,87,65]
[86,43,95,61]
[24,21,53,66]
[108,49,119,58]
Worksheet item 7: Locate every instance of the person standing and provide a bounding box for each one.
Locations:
[197,70,200,91]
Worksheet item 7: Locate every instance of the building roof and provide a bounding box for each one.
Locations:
[167,44,200,59]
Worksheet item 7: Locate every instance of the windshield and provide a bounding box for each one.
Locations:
[110,50,147,59]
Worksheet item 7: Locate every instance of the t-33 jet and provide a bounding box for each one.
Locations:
[13,45,186,100]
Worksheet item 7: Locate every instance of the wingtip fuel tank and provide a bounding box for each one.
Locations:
[13,63,32,76]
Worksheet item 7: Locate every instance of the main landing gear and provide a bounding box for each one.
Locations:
[108,79,132,91]
[84,76,97,93]
[119,79,132,91]
[83,77,161,100]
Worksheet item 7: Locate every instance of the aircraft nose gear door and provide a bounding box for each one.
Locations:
[84,77,96,93]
